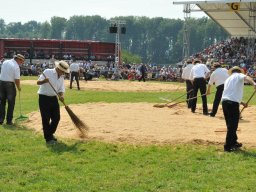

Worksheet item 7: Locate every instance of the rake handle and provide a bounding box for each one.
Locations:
[164,89,193,106]
[167,92,212,108]
[240,89,256,114]
[18,91,22,115]
[42,73,67,107]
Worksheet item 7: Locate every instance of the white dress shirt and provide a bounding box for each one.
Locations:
[0,59,20,82]
[222,73,245,103]
[182,64,193,80]
[37,68,65,96]
[208,68,229,87]
[70,62,80,72]
[189,63,210,80]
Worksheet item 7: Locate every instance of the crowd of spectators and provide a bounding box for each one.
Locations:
[1,37,256,82]
[0,57,183,81]
[190,37,256,80]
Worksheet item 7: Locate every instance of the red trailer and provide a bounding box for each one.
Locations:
[0,38,115,62]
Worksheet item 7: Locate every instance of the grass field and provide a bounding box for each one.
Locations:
[1,78,256,191]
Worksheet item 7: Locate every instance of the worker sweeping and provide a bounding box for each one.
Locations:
[37,60,70,144]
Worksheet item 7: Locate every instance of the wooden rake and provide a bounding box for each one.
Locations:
[154,89,193,108]
[42,73,89,137]
[240,89,256,119]
[15,91,29,121]
[166,92,209,108]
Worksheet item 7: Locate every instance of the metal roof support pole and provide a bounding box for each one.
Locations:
[247,2,256,64]
[183,4,191,62]
[115,27,120,66]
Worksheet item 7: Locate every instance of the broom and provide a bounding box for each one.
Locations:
[154,89,193,108]
[42,73,89,137]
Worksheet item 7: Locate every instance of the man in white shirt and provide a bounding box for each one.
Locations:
[69,60,80,90]
[0,54,25,125]
[206,62,229,117]
[37,60,70,144]
[181,59,194,108]
[189,58,211,115]
[222,66,256,152]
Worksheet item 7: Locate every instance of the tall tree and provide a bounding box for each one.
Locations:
[0,19,6,37]
[50,16,67,39]
[40,21,51,39]
[6,22,23,37]
[0,16,229,63]
[22,21,41,38]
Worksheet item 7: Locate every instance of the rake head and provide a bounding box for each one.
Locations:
[153,104,166,108]
[167,103,179,108]
[15,114,29,121]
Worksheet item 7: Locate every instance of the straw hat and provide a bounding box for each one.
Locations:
[193,58,201,63]
[14,54,25,62]
[186,59,192,64]
[228,66,244,75]
[55,60,70,73]
[213,62,221,68]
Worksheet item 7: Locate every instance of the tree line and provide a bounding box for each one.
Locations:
[0,16,228,64]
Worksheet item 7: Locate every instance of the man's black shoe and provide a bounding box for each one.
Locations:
[52,136,58,141]
[203,112,209,116]
[6,122,14,125]
[209,113,215,117]
[0,122,3,125]
[46,140,57,145]
[235,142,242,148]
[48,135,58,141]
[224,146,239,152]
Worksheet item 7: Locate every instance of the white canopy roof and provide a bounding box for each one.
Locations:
[173,0,256,37]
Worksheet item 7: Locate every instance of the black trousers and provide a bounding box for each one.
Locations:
[39,95,60,141]
[185,80,194,108]
[138,72,146,82]
[211,84,224,116]
[191,78,208,114]
[222,100,240,149]
[70,71,80,89]
[0,81,16,123]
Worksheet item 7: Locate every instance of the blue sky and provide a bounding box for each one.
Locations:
[2,0,206,23]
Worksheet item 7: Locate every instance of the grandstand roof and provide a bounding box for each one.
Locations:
[173,0,256,37]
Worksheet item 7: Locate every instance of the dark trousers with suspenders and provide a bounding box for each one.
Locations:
[222,100,240,150]
[191,77,208,114]
[185,80,194,108]
[39,94,60,141]
[0,80,16,124]
[210,84,224,117]
[70,71,80,90]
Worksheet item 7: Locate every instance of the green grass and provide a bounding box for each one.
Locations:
[1,79,256,191]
